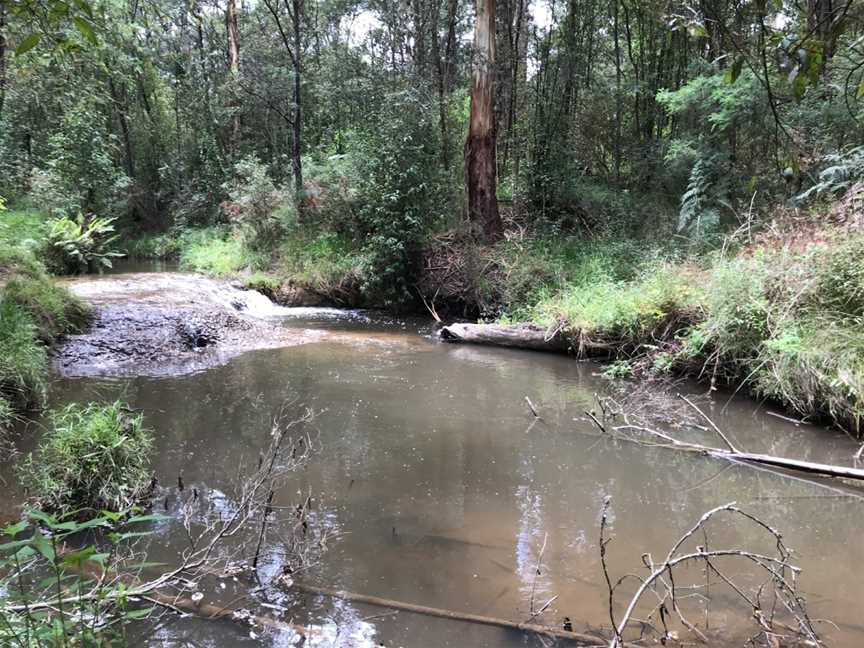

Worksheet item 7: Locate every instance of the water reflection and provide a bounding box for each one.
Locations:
[7,314,864,647]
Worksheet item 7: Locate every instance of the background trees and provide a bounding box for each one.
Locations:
[0,0,862,267]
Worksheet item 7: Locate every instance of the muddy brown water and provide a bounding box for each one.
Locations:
[4,265,864,647]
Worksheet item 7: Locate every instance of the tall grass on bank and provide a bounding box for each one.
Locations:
[19,401,154,514]
[523,232,864,433]
[0,243,90,428]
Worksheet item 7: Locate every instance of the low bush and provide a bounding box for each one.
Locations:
[221,155,292,252]
[19,401,154,514]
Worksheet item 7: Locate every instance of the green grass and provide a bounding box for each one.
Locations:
[0,209,49,247]
[179,227,250,275]
[2,276,90,344]
[0,301,48,412]
[0,242,90,423]
[518,230,864,433]
[19,401,154,514]
[274,230,367,293]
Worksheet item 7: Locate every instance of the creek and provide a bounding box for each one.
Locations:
[3,263,864,647]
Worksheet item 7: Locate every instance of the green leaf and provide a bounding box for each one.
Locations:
[15,33,41,56]
[687,24,707,38]
[2,521,28,538]
[31,533,56,563]
[60,546,97,566]
[73,16,98,45]
[125,514,169,524]
[125,607,155,619]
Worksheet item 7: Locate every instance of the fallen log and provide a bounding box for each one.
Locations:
[725,451,864,481]
[439,323,570,353]
[294,582,611,645]
[597,421,864,483]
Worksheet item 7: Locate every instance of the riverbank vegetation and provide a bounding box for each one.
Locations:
[19,401,153,514]
[0,226,89,430]
[2,0,864,433]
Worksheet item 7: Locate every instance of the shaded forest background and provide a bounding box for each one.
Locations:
[2,0,862,260]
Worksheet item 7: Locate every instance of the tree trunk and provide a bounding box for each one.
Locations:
[108,77,136,180]
[291,0,303,199]
[0,4,6,119]
[465,0,502,242]
[440,323,572,353]
[226,0,241,152]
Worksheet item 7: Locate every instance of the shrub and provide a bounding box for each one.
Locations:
[221,156,290,252]
[42,214,124,274]
[19,401,154,514]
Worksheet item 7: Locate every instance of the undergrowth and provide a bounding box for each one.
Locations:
[521,230,864,433]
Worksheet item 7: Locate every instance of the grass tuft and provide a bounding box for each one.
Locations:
[19,401,154,514]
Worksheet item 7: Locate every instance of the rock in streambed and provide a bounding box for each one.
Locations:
[53,272,329,377]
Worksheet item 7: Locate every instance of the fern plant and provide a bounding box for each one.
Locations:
[43,214,123,274]
[795,146,864,204]
[678,157,723,236]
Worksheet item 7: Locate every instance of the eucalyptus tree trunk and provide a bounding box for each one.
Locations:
[291,0,303,198]
[465,0,502,242]
[226,0,241,152]
[0,4,6,119]
[264,0,304,202]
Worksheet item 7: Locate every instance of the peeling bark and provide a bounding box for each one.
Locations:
[465,0,503,242]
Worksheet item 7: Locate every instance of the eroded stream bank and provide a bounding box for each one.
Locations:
[6,266,864,647]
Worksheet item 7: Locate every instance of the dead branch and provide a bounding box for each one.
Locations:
[589,395,864,483]
[604,501,824,648]
[292,583,611,645]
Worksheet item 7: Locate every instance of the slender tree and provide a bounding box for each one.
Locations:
[0,4,6,119]
[465,0,502,242]
[263,0,305,201]
[226,0,241,152]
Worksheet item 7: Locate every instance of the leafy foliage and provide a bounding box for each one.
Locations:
[0,510,157,648]
[796,146,864,203]
[221,156,291,252]
[678,157,726,236]
[42,214,123,274]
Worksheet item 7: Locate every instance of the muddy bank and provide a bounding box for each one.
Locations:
[53,273,334,377]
